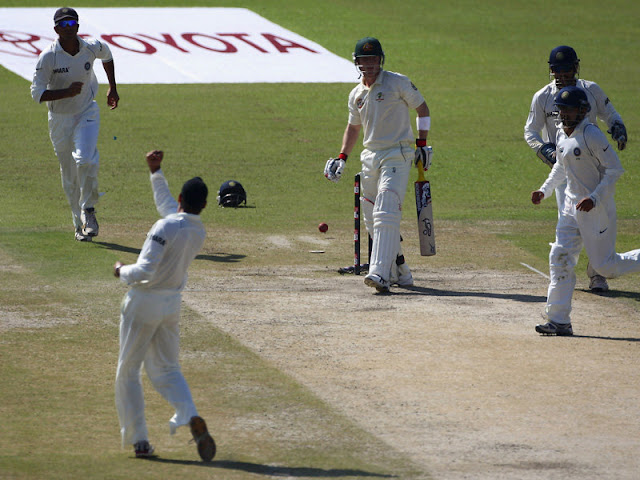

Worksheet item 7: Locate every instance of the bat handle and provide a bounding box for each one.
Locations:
[416,160,426,182]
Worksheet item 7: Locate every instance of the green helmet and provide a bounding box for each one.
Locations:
[353,37,385,62]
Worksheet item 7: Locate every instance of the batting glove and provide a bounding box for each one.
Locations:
[324,153,347,183]
[608,122,627,151]
[536,142,556,168]
[414,139,432,171]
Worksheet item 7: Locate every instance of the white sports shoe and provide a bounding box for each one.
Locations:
[75,227,92,242]
[364,273,390,292]
[589,274,609,292]
[587,261,609,292]
[81,208,99,237]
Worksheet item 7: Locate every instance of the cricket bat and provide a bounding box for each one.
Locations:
[415,160,436,256]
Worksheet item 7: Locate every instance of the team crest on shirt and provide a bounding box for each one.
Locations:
[84,62,91,71]
[356,97,365,109]
[573,148,581,157]
[375,92,384,102]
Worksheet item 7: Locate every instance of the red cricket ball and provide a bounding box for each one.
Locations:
[318,222,328,233]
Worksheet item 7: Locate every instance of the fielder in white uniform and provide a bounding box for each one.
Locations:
[30,7,119,242]
[532,86,640,336]
[113,150,215,461]
[524,45,627,292]
[324,37,431,292]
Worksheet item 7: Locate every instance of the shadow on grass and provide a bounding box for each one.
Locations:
[93,241,245,263]
[578,288,640,302]
[394,285,546,303]
[144,457,396,477]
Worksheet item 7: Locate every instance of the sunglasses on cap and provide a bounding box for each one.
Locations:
[57,19,78,27]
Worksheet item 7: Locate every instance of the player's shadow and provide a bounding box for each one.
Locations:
[92,241,245,263]
[394,285,546,303]
[569,334,640,342]
[578,288,640,302]
[143,457,395,477]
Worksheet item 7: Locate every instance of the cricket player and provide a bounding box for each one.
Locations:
[30,7,119,242]
[531,86,640,336]
[524,45,627,292]
[324,37,431,292]
[113,150,215,461]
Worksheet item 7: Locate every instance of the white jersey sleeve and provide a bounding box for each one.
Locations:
[583,124,624,205]
[347,85,362,126]
[524,84,556,151]
[87,37,113,63]
[539,156,566,199]
[580,80,624,131]
[150,170,179,218]
[119,219,169,286]
[30,43,54,103]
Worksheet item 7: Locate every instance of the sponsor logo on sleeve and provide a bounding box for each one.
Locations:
[151,234,166,246]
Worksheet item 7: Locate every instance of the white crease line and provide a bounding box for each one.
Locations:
[520,262,550,280]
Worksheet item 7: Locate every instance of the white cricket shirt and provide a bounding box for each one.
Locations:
[30,37,113,115]
[540,119,624,207]
[524,78,623,151]
[119,171,206,294]
[348,70,425,150]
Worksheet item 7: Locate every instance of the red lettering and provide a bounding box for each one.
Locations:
[101,34,157,54]
[261,34,318,53]
[0,31,47,57]
[182,34,236,53]
[137,33,189,53]
[217,33,268,53]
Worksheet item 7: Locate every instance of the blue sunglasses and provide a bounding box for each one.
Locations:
[57,19,78,27]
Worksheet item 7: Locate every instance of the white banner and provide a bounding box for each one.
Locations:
[0,7,358,84]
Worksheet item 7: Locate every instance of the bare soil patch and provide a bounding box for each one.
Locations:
[185,264,640,480]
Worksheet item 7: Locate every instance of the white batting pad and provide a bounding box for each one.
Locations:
[369,190,402,279]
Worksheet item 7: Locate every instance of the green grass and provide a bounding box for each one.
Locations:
[1,0,640,478]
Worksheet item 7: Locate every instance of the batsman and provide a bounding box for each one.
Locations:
[324,37,432,292]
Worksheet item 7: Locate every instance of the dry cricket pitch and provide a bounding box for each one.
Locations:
[185,261,640,480]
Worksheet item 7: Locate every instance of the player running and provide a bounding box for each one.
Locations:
[30,7,119,241]
[531,86,640,335]
[524,45,627,292]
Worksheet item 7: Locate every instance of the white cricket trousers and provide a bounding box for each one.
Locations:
[115,289,198,446]
[546,196,640,323]
[360,143,413,280]
[48,101,100,230]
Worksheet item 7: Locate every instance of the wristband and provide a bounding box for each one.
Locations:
[416,139,427,148]
[338,153,348,161]
[416,116,431,131]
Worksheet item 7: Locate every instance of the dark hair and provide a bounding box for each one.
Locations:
[180,177,208,213]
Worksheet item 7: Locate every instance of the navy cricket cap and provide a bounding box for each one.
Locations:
[554,86,590,111]
[54,7,79,24]
[548,45,579,71]
[181,177,208,210]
